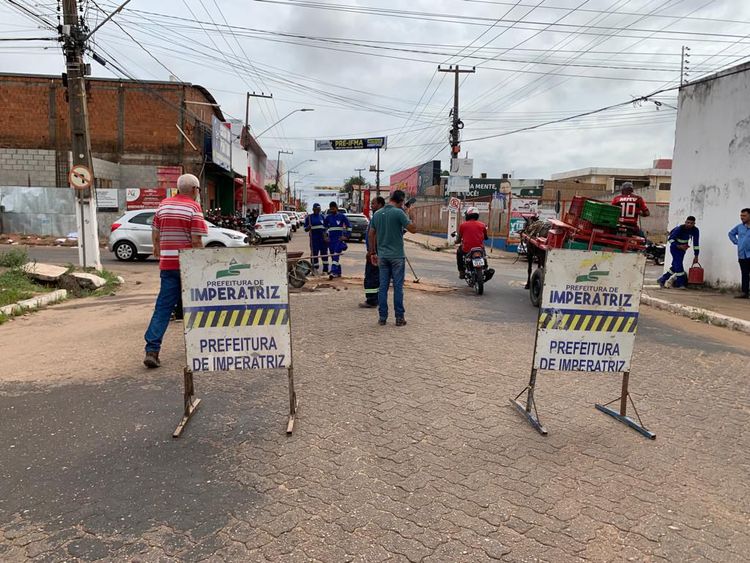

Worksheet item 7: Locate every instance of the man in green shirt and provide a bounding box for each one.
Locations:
[368,190,417,326]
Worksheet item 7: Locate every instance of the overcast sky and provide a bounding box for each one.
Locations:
[3,0,750,191]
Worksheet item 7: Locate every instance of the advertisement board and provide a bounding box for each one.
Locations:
[389,160,441,196]
[469,178,501,198]
[126,188,166,210]
[212,116,232,172]
[96,189,119,210]
[533,250,646,373]
[180,246,291,373]
[315,137,387,151]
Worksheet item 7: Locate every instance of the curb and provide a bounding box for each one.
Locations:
[405,236,451,252]
[641,293,750,335]
[405,236,518,261]
[0,289,68,317]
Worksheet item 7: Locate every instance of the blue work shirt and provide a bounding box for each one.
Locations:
[667,224,700,256]
[304,212,326,242]
[728,222,750,259]
[324,212,351,240]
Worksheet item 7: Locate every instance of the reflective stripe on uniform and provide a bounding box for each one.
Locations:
[310,225,325,230]
[327,227,345,232]
[365,288,378,294]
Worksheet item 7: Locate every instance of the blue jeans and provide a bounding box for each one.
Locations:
[378,257,405,320]
[144,269,182,352]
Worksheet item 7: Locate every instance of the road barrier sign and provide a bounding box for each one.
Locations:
[174,246,298,437]
[512,250,654,439]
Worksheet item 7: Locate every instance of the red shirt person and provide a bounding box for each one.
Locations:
[143,174,208,368]
[612,182,650,232]
[455,207,488,278]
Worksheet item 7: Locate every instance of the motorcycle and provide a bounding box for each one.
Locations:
[462,246,495,295]
[644,240,665,265]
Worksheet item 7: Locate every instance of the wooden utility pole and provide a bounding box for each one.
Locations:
[438,65,475,167]
[62,0,101,269]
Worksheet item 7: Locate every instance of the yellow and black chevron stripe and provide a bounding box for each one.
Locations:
[184,305,289,329]
[538,309,638,333]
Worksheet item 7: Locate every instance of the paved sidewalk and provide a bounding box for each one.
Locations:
[1,265,749,561]
[641,286,750,334]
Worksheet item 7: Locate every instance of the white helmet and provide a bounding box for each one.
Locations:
[465,206,479,216]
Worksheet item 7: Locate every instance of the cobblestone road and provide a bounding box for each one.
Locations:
[1,259,749,561]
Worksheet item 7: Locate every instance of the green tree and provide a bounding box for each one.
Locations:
[341,175,368,195]
[441,170,450,176]
[265,183,279,194]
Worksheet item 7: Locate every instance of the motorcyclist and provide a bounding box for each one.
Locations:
[455,206,494,281]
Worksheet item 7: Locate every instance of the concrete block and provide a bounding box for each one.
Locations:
[71,272,107,289]
[21,262,68,281]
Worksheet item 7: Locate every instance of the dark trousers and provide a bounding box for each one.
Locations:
[740,258,750,295]
[456,247,465,272]
[364,259,379,305]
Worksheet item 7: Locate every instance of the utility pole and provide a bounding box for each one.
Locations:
[370,153,383,198]
[438,65,475,167]
[275,149,292,207]
[355,167,365,212]
[241,91,273,214]
[61,0,101,269]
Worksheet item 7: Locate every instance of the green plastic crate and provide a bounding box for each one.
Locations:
[581,200,621,228]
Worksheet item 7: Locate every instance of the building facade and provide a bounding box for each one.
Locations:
[670,62,750,288]
[0,73,247,220]
[551,161,672,203]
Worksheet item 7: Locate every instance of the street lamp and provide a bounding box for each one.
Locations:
[257,108,315,138]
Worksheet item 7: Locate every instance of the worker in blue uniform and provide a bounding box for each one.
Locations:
[658,215,700,289]
[304,203,328,274]
[324,201,351,279]
[361,196,385,308]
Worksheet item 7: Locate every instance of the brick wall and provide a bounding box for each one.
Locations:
[0,74,218,161]
[0,149,57,187]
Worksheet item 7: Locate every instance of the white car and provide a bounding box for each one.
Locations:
[280,211,298,231]
[254,213,292,243]
[109,209,248,261]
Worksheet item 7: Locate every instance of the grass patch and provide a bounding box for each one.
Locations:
[0,248,29,268]
[0,269,48,308]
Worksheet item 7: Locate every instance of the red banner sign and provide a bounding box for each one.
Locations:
[126,188,167,210]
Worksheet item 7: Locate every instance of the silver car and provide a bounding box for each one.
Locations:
[109,209,249,261]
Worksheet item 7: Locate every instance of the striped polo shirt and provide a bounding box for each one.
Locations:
[152,194,208,270]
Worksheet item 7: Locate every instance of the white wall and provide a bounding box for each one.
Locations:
[669,62,750,288]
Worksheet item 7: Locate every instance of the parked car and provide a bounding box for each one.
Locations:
[280,212,297,232]
[254,213,292,243]
[345,213,369,242]
[108,210,248,261]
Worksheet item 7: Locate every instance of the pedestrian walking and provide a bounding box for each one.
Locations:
[304,203,328,274]
[368,190,417,326]
[658,216,700,290]
[143,174,208,368]
[360,196,385,308]
[324,201,351,279]
[728,207,750,298]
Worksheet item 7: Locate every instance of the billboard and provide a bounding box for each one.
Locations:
[389,160,441,196]
[211,116,232,172]
[126,188,166,210]
[469,178,502,198]
[315,137,387,151]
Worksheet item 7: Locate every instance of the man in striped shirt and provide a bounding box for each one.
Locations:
[143,174,208,368]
